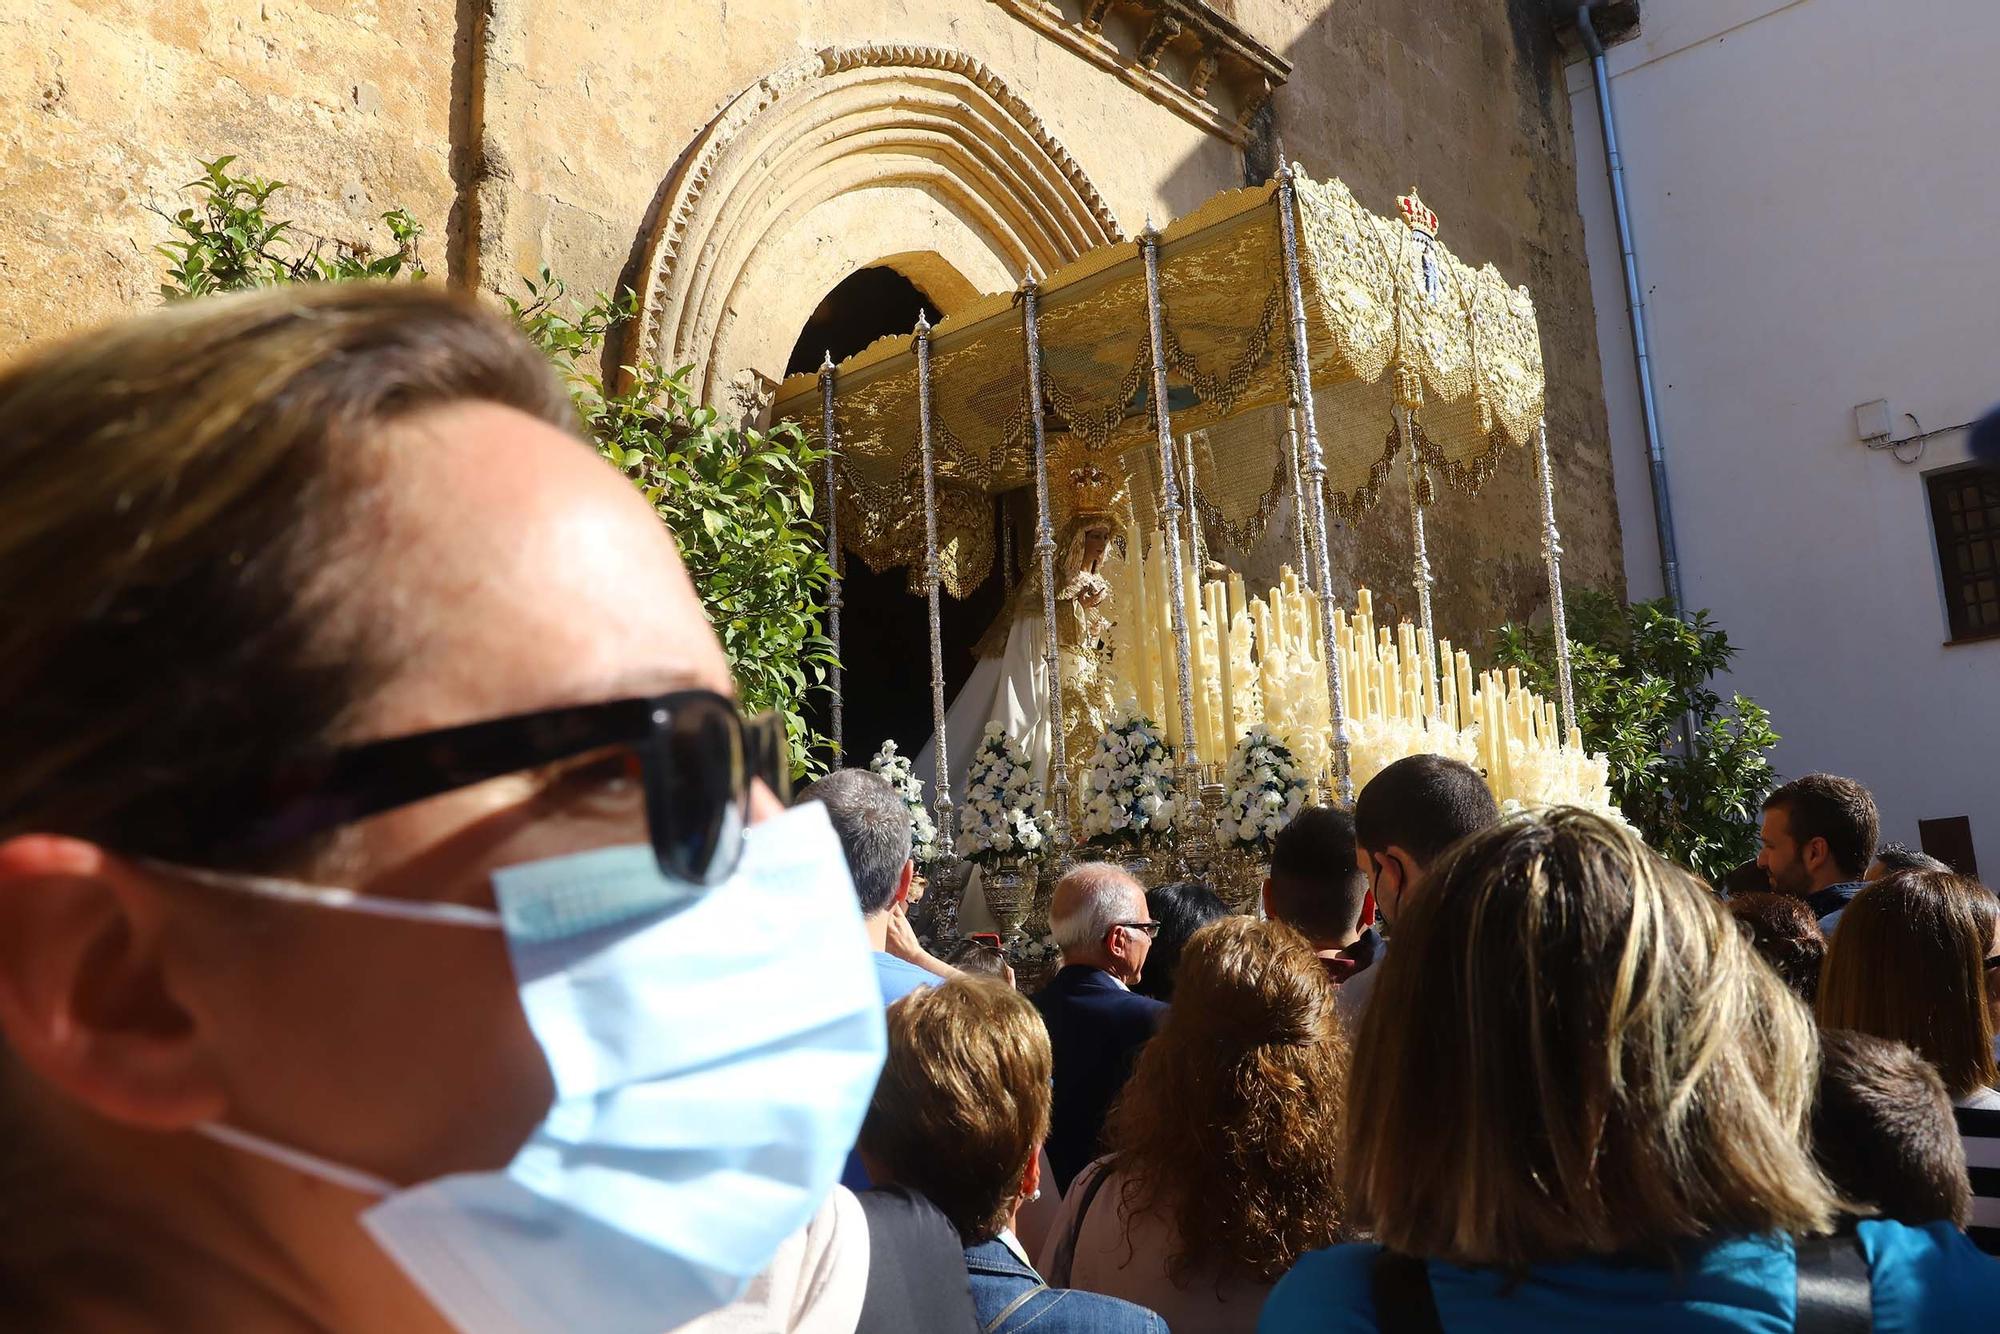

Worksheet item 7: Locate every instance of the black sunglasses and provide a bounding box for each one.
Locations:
[153,689,788,886]
[1116,920,1163,938]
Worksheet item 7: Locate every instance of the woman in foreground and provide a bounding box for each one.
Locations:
[0,285,888,1333]
[1259,809,2000,1332]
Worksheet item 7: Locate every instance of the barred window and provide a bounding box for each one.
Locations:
[1927,464,2000,644]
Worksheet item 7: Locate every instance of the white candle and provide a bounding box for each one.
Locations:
[1184,560,1213,760]
[1213,581,1236,750]
[1153,551,1182,747]
[1129,544,1155,720]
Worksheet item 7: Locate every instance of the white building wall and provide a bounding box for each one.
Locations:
[1568,0,2000,875]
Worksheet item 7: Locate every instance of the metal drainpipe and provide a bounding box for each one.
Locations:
[1576,3,1686,615]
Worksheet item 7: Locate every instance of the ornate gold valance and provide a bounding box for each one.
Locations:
[773,170,1546,593]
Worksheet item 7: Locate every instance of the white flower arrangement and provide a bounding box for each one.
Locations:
[1080,702,1180,849]
[1344,715,1478,794]
[1217,726,1310,851]
[870,739,941,865]
[1499,795,1643,841]
[956,723,1054,865]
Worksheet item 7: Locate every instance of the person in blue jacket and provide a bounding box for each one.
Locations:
[1260,808,2000,1333]
[859,976,1165,1334]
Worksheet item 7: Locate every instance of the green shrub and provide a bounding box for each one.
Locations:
[155,158,832,773]
[1495,592,1778,882]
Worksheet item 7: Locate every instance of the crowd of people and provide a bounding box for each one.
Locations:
[0,283,1996,1331]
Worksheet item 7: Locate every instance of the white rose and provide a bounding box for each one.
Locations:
[1139,793,1162,816]
[1261,791,1284,811]
[1238,818,1261,842]
[1110,809,1130,830]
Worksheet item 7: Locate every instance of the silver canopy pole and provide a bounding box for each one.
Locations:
[1285,402,1312,591]
[1019,271,1071,850]
[1536,419,1578,741]
[818,351,843,767]
[1274,164,1353,802]
[1397,405,1437,664]
[915,314,955,855]
[1139,223,1206,831]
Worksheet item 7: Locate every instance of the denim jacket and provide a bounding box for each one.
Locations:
[963,1236,1168,1333]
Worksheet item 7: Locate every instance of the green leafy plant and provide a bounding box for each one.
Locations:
[155,160,833,773]
[1495,592,1778,882]
[507,274,836,773]
[153,156,424,297]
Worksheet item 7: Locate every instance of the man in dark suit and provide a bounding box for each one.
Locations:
[1031,862,1167,1191]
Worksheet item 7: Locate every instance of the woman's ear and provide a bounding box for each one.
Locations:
[0,835,226,1130]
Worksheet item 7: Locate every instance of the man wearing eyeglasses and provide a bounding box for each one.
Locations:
[1032,863,1168,1192]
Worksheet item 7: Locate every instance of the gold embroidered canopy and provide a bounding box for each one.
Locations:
[769,171,1546,596]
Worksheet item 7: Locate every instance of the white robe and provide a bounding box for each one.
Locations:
[914,612,1051,935]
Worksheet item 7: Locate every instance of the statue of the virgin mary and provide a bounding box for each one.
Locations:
[915,457,1129,841]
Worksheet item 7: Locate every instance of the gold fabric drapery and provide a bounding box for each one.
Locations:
[773,170,1547,595]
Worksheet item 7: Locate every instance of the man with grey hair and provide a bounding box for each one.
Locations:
[1032,862,1168,1190]
[797,768,963,1195]
[794,768,953,1005]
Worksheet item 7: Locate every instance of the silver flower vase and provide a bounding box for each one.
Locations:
[1210,844,1267,914]
[980,857,1038,946]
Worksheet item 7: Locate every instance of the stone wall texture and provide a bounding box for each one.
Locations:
[1,0,1625,645]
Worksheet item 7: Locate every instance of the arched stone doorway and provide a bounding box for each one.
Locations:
[631,44,1124,418]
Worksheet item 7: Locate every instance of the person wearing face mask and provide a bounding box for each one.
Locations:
[1336,754,1499,1031]
[0,284,895,1334]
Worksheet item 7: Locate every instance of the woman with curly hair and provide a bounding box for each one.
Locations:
[1037,916,1347,1332]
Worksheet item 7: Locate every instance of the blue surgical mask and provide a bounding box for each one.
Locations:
[189,802,886,1334]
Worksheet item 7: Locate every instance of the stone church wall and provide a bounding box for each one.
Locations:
[1,0,1626,640]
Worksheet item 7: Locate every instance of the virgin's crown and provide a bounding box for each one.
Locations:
[1067,463,1125,514]
[1397,188,1439,239]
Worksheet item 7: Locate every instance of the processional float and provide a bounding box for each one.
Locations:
[776,165,1602,951]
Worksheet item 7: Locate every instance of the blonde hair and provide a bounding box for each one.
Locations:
[0,283,573,864]
[1344,808,1838,1265]
[1106,916,1348,1282]
[858,978,1052,1243]
[1818,870,1999,1100]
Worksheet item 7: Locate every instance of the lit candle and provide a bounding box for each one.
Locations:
[1153,550,1182,748]
[1127,544,1154,720]
[1213,581,1236,750]
[1183,560,1214,760]
[1441,651,1459,731]
[1456,653,1476,732]
[1255,601,1283,732]
[1417,630,1437,722]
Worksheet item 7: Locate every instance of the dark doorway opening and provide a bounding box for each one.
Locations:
[786,266,1008,771]
[785,265,941,377]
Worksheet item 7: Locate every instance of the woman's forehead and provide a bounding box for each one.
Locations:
[348,404,732,735]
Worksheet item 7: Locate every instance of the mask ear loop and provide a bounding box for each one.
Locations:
[139,860,504,930]
[197,1121,400,1197]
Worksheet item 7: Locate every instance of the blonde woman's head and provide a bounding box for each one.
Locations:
[1344,808,1837,1266]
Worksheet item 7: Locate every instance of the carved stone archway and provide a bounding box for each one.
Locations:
[633,44,1125,412]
